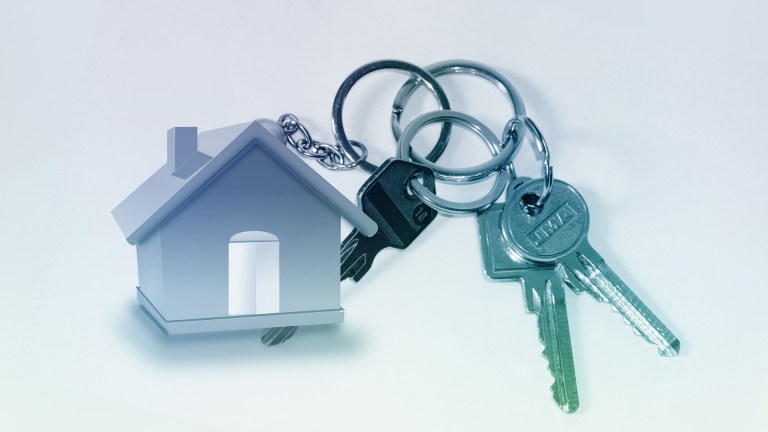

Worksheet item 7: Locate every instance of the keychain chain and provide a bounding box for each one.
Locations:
[278,113,366,171]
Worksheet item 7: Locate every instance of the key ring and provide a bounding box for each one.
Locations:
[331,60,452,173]
[391,60,526,181]
[503,115,553,213]
[397,110,515,215]
[398,109,521,183]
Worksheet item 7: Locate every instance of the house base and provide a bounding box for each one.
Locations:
[137,287,344,335]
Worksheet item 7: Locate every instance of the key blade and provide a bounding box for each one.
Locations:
[340,229,359,264]
[565,243,680,357]
[523,270,579,413]
[340,252,367,282]
[340,229,364,281]
[562,264,608,301]
[340,231,388,282]
[261,326,298,346]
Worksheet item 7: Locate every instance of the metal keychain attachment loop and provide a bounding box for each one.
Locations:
[391,60,526,181]
[278,113,366,170]
[332,60,452,173]
[279,114,328,159]
[397,110,516,215]
[503,116,553,213]
[315,140,368,170]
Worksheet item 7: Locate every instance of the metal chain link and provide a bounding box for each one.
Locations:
[278,114,367,171]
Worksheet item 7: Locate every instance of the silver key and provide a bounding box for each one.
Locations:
[502,179,680,356]
[478,203,579,413]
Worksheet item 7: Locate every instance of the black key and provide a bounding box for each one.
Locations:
[340,158,437,282]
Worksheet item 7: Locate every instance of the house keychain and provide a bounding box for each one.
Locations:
[111,60,464,344]
[112,58,679,412]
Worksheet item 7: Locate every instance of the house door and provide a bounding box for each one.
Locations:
[228,231,280,315]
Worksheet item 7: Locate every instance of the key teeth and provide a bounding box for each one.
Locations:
[574,252,680,357]
[605,300,681,356]
[340,238,358,263]
[340,254,367,282]
[261,326,298,346]
[537,340,579,413]
[579,260,660,348]
[533,313,578,413]
[528,282,579,413]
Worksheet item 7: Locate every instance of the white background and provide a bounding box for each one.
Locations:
[2,1,766,430]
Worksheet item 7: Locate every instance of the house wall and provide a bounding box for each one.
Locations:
[136,230,164,310]
[150,141,341,321]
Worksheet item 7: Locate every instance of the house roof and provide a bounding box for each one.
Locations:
[112,119,378,245]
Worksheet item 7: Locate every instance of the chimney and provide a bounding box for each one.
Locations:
[167,127,198,174]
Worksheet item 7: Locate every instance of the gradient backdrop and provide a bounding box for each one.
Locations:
[2,1,766,431]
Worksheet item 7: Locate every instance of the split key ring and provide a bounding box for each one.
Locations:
[331,60,452,174]
[397,110,516,215]
[391,60,527,182]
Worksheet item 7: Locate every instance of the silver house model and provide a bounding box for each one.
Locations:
[112,119,376,334]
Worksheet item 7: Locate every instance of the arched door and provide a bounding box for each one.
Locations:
[228,231,280,315]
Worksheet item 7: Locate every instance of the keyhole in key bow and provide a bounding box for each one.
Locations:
[404,172,426,198]
[521,192,543,216]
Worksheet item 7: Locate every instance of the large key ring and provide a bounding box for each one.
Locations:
[391,60,526,181]
[332,60,452,173]
[503,116,553,213]
[397,110,516,214]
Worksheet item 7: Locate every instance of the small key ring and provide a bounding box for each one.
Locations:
[397,110,514,215]
[391,60,526,181]
[331,60,452,174]
[503,116,553,213]
[398,110,522,183]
